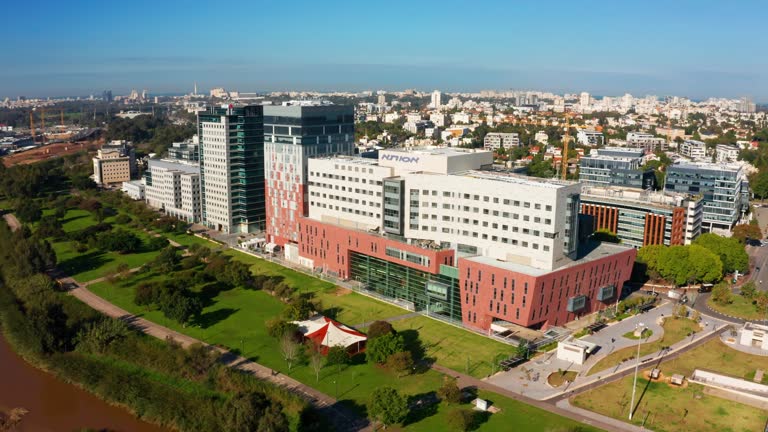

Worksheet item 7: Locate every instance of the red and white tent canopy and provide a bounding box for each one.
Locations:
[294,315,367,352]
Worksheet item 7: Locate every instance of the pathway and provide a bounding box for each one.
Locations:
[63,278,369,432]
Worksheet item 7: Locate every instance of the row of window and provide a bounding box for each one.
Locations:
[418,190,553,211]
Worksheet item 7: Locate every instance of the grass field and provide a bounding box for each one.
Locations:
[587,317,699,376]
[661,338,768,380]
[408,389,603,432]
[573,373,766,432]
[707,295,766,321]
[547,371,577,387]
[391,316,514,378]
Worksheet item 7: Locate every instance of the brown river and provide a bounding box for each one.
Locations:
[0,334,168,432]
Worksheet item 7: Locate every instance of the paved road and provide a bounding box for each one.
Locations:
[63,277,369,432]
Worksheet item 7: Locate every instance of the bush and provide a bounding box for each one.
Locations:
[386,351,414,376]
[147,236,169,251]
[266,319,299,339]
[367,387,408,427]
[326,346,350,367]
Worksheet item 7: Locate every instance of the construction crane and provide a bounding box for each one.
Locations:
[29,112,36,143]
[561,111,571,180]
[40,107,46,143]
[60,108,65,127]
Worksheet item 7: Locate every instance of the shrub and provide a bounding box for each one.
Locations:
[366,333,405,364]
[367,387,408,427]
[446,407,476,432]
[386,351,414,376]
[437,376,462,404]
[367,320,394,339]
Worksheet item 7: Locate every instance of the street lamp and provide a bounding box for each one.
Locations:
[629,322,645,421]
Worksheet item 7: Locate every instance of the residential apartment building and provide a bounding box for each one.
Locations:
[93,147,132,185]
[484,132,521,150]
[144,159,201,223]
[679,139,707,160]
[297,147,635,332]
[626,132,667,152]
[581,186,703,248]
[198,105,264,234]
[665,162,749,233]
[579,147,656,190]
[576,130,604,147]
[715,144,740,163]
[264,103,355,249]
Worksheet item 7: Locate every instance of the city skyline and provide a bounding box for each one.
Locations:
[2,0,768,100]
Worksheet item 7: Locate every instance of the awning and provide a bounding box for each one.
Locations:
[265,242,278,253]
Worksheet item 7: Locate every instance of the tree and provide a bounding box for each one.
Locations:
[15,200,42,223]
[711,282,733,305]
[147,236,169,251]
[283,295,317,321]
[99,229,142,254]
[307,345,325,382]
[367,320,395,339]
[151,246,179,273]
[266,319,299,339]
[326,345,350,367]
[386,351,414,377]
[446,407,476,432]
[437,376,462,404]
[366,332,406,364]
[732,223,762,243]
[741,281,757,299]
[526,153,555,178]
[694,233,748,274]
[592,228,620,243]
[751,170,768,200]
[75,318,129,353]
[367,387,408,427]
[160,291,202,326]
[279,333,301,371]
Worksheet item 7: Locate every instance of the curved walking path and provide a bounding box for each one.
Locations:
[62,277,369,432]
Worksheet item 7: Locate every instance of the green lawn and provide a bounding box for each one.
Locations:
[392,316,514,378]
[587,318,699,376]
[573,373,766,432]
[407,389,603,432]
[662,338,768,380]
[707,295,767,321]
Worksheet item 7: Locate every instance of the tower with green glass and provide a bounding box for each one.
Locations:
[198,105,265,234]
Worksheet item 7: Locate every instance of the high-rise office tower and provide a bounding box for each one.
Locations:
[198,105,265,234]
[264,102,354,251]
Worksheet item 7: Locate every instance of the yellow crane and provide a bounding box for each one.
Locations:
[561,111,571,180]
[29,112,36,143]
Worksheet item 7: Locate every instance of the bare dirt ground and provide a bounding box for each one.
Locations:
[2,141,100,167]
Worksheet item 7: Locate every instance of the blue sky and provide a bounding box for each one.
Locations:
[2,0,767,100]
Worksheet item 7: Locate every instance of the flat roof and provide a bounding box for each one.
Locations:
[312,155,381,166]
[453,169,577,190]
[463,241,632,276]
[383,146,491,157]
[149,159,200,174]
[582,186,695,210]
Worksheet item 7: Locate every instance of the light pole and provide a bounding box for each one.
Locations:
[629,323,645,421]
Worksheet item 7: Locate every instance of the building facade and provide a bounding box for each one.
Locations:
[665,162,748,233]
[296,148,635,331]
[679,139,707,160]
[579,147,656,190]
[264,103,355,248]
[198,105,264,234]
[715,144,739,163]
[167,137,200,161]
[93,148,132,185]
[484,132,521,150]
[580,186,703,248]
[626,132,667,152]
[144,159,201,223]
[576,130,604,147]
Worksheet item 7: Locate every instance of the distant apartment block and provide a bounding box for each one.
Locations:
[576,130,604,147]
[483,132,521,150]
[579,147,656,190]
[626,132,667,152]
[144,159,201,223]
[715,144,739,163]
[581,185,703,248]
[679,139,707,160]
[429,113,450,128]
[665,162,749,233]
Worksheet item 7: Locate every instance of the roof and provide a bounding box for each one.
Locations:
[453,169,577,190]
[294,315,367,348]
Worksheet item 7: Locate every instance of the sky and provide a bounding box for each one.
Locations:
[2,0,768,100]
